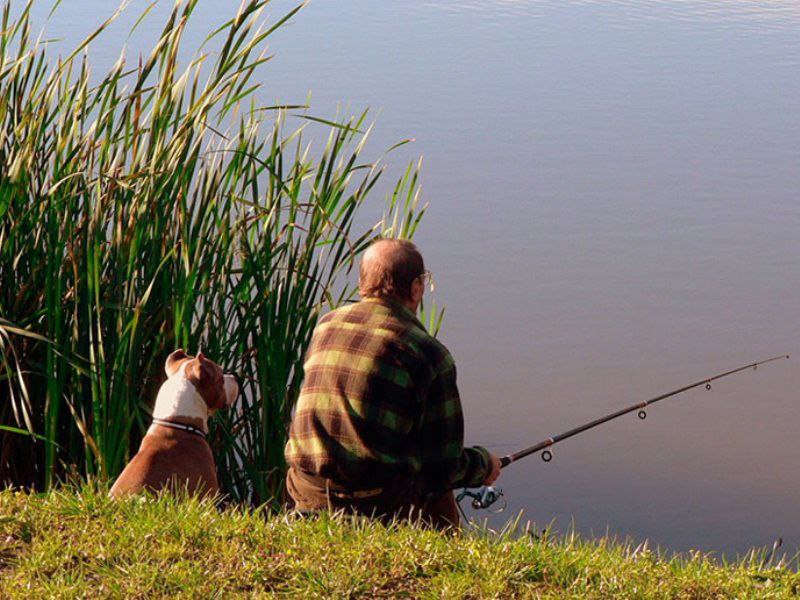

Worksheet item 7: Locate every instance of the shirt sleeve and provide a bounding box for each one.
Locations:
[418,356,491,492]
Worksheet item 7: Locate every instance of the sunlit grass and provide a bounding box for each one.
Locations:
[0,0,426,504]
[1,487,798,598]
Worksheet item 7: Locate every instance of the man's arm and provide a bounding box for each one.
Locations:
[418,358,495,491]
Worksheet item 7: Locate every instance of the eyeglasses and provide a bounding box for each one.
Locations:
[418,270,435,293]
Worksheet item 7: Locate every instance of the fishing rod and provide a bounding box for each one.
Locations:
[459,354,789,511]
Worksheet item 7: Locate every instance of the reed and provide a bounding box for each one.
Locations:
[0,0,426,504]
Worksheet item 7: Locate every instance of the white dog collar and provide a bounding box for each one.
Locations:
[151,418,206,439]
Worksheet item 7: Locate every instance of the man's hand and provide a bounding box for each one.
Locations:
[484,453,502,485]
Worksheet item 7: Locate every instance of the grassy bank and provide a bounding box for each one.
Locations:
[0,488,797,598]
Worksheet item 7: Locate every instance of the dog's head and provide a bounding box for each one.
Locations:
[164,349,239,413]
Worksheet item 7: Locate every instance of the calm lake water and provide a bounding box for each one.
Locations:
[29,0,800,557]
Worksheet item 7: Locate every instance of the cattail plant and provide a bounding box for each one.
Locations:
[0,0,427,505]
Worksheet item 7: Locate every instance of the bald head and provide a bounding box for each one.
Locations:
[359,239,425,302]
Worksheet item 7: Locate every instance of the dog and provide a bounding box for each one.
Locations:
[110,350,239,499]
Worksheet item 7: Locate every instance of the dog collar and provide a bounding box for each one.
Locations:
[151,418,207,438]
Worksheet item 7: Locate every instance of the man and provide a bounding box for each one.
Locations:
[284,238,501,527]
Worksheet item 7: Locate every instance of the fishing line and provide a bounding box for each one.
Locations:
[461,354,789,513]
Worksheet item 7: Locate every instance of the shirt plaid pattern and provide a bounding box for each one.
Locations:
[285,297,491,493]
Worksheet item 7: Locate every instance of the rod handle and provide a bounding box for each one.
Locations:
[500,456,512,468]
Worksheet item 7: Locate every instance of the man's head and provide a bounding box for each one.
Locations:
[359,239,427,311]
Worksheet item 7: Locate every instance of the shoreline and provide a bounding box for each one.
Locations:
[1,487,796,598]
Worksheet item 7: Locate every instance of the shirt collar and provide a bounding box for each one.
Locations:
[362,296,424,328]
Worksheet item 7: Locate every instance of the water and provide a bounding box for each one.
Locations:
[28,0,800,557]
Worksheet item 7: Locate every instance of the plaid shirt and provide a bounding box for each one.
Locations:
[285,297,490,493]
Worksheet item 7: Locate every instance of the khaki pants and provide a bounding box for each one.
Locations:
[286,467,459,530]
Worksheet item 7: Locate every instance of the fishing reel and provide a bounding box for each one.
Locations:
[456,485,505,511]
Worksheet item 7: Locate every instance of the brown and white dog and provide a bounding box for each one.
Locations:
[110,350,239,499]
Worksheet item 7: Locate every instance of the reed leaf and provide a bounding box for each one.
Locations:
[0,0,427,504]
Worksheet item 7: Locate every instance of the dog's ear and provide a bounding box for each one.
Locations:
[165,349,190,376]
[223,374,239,407]
[185,355,227,410]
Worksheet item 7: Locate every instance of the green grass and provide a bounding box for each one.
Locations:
[1,488,798,598]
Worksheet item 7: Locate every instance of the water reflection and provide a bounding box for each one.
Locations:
[423,0,800,32]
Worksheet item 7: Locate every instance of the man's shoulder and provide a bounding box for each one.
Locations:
[399,316,454,371]
[318,301,380,326]
[416,333,455,372]
[316,300,454,366]
[318,302,354,323]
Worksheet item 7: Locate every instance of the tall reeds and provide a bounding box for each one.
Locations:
[0,0,426,504]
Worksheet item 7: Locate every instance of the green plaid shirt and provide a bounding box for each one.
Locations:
[285,297,490,493]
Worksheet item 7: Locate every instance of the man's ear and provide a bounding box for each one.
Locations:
[410,278,424,307]
[165,349,190,377]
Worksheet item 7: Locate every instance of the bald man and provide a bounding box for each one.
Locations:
[284,239,501,527]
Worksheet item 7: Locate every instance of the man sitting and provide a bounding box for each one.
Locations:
[284,238,501,527]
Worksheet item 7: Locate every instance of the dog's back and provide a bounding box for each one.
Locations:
[110,426,219,498]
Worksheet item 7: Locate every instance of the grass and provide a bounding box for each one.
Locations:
[0,0,429,504]
[1,487,798,598]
